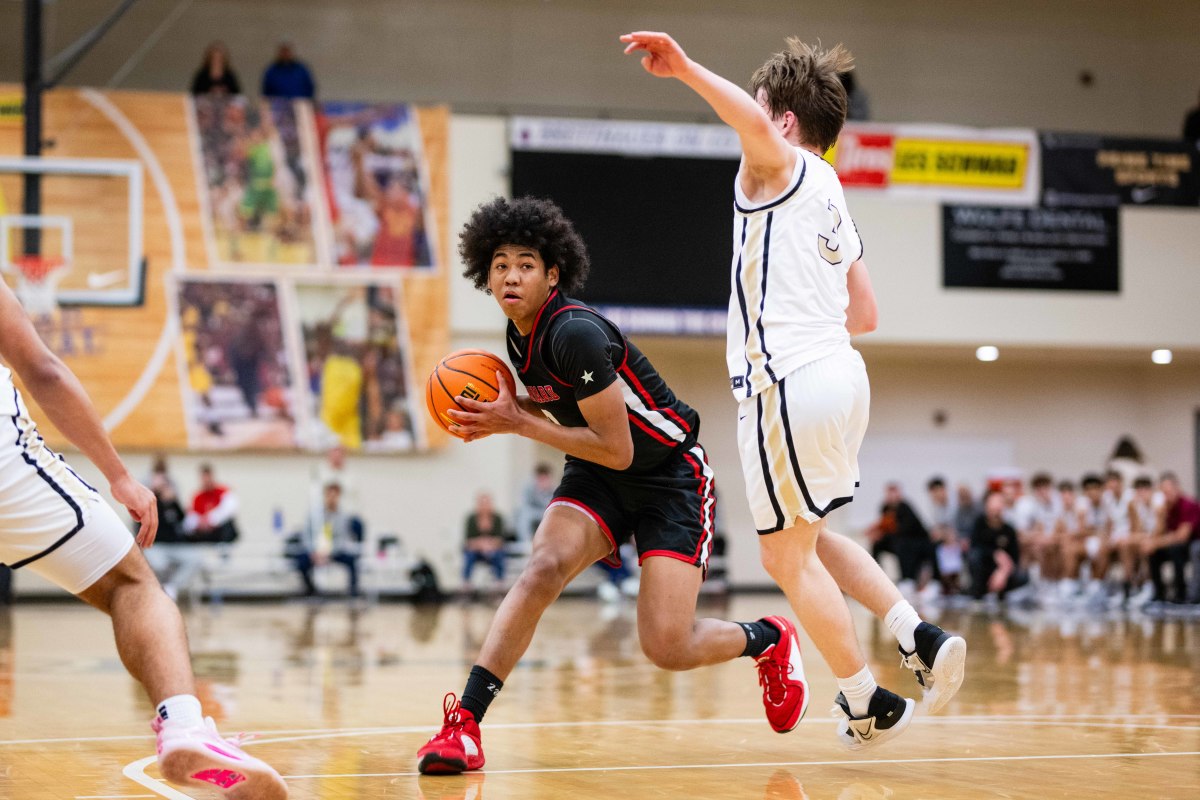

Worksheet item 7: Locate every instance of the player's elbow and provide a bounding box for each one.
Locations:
[609,447,634,472]
[848,304,878,336]
[22,353,69,395]
[606,438,635,471]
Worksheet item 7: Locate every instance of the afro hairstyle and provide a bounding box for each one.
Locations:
[458,196,590,295]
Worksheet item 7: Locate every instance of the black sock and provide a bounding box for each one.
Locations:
[739,619,781,658]
[460,665,504,722]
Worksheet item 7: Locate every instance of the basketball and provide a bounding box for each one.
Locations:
[426,349,517,437]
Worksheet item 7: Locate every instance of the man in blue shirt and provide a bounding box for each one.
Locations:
[261,40,316,100]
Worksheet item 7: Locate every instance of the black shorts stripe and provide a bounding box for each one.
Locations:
[755,392,785,532]
[756,211,777,384]
[7,390,87,570]
[734,217,751,396]
[777,377,854,521]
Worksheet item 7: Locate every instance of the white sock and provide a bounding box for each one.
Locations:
[837,665,878,718]
[156,694,203,728]
[885,599,921,653]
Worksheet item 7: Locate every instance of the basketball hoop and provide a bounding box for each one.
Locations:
[11,254,68,317]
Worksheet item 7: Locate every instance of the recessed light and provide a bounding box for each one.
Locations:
[1151,349,1173,365]
[976,346,999,362]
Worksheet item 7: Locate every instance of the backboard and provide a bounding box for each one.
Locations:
[0,156,145,309]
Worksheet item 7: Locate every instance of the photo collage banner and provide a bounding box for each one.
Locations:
[184,97,444,452]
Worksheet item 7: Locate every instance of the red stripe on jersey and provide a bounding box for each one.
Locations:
[520,290,560,373]
[627,411,675,447]
[619,365,693,433]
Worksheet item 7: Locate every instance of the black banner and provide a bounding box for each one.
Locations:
[943,205,1119,292]
[1041,132,1199,207]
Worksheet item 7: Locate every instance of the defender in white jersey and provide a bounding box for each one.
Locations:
[623,31,966,748]
[0,282,286,799]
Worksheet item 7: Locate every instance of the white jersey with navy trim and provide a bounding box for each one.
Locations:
[0,365,16,416]
[0,364,102,570]
[727,148,864,400]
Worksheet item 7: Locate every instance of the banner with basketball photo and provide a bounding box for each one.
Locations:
[173,276,300,449]
[316,102,438,271]
[291,276,426,453]
[189,95,329,268]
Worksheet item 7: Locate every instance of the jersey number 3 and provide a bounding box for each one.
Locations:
[818,200,843,266]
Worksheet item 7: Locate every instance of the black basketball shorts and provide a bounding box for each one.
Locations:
[549,442,716,574]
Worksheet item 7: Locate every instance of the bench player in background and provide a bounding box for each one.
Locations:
[0,282,286,799]
[416,196,810,775]
[621,31,967,748]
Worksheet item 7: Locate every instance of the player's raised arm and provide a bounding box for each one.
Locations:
[620,31,794,184]
[0,283,158,545]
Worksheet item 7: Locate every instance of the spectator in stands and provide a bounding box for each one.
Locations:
[146,459,213,601]
[147,455,186,542]
[191,41,241,96]
[1142,472,1198,604]
[1100,469,1134,598]
[1058,474,1104,600]
[261,40,316,100]
[1107,436,1152,487]
[1013,473,1062,591]
[1074,473,1112,601]
[953,484,978,545]
[184,464,239,543]
[462,492,507,590]
[869,482,935,593]
[839,70,871,121]
[1054,479,1082,600]
[312,444,358,520]
[927,477,962,595]
[968,490,1026,601]
[1123,475,1159,606]
[999,477,1022,527]
[1184,88,1200,153]
[513,463,555,547]
[294,482,362,597]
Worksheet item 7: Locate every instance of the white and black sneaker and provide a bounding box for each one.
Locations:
[899,621,967,714]
[831,687,915,751]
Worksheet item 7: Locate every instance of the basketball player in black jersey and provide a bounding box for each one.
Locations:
[417,197,811,775]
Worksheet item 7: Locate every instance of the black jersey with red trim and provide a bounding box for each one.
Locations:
[507,290,700,474]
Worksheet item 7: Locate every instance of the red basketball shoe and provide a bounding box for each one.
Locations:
[754,615,809,733]
[417,694,486,775]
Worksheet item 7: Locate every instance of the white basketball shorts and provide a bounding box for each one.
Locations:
[737,348,869,533]
[0,404,133,594]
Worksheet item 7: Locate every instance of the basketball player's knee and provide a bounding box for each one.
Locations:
[639,631,693,671]
[518,553,573,596]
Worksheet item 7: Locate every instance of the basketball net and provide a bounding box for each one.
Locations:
[11,255,67,318]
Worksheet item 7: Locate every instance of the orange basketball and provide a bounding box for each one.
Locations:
[426,349,517,438]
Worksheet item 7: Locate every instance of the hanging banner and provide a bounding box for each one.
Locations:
[943,205,1119,292]
[1041,132,1200,207]
[828,123,1040,205]
[514,117,1041,206]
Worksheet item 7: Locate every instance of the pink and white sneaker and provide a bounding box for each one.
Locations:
[153,715,288,799]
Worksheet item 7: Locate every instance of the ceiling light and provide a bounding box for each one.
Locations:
[976,346,999,362]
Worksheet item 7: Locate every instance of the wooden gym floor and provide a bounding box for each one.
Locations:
[0,596,1197,799]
